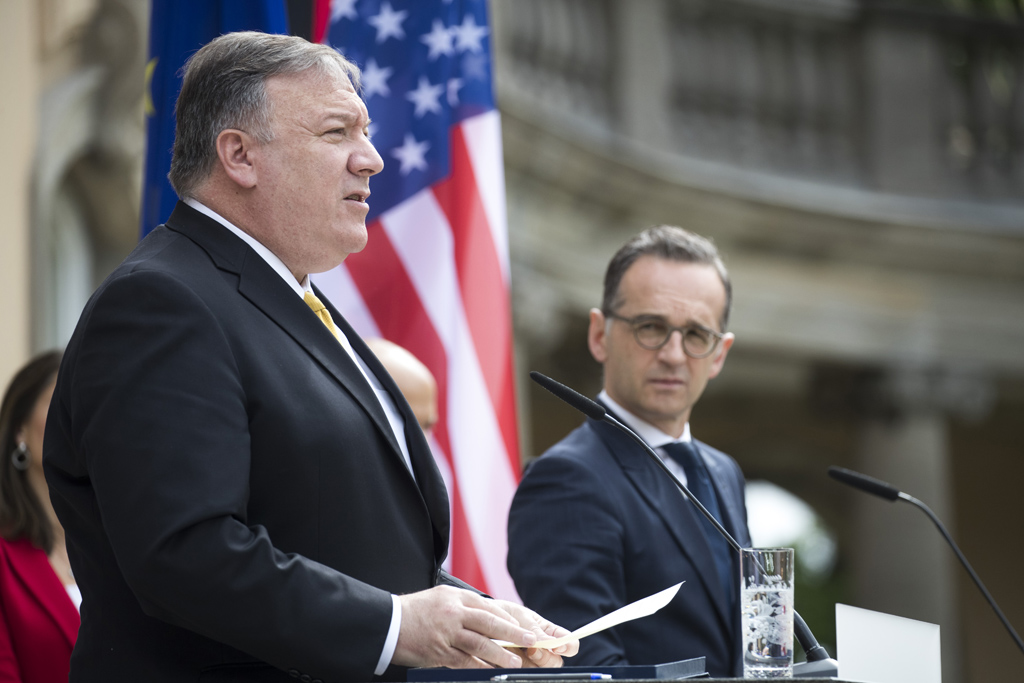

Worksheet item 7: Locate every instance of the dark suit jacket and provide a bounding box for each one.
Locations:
[0,537,80,683]
[507,409,751,678]
[43,202,451,683]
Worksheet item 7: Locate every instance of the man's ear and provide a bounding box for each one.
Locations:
[215,129,258,189]
[706,332,734,380]
[587,308,609,364]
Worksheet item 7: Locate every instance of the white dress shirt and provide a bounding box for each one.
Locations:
[598,390,694,488]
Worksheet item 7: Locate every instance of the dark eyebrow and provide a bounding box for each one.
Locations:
[322,106,363,123]
[631,314,715,332]
[321,111,372,135]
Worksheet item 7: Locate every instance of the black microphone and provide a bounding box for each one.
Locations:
[530,371,838,676]
[530,371,740,551]
[827,466,900,501]
[828,466,1024,656]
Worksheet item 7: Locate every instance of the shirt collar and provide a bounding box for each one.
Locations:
[184,198,310,298]
[598,390,692,448]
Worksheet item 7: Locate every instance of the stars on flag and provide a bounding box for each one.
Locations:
[326,1,495,217]
[330,0,358,23]
[406,76,444,118]
[421,19,455,60]
[446,78,463,107]
[451,14,488,53]
[368,2,408,44]
[391,133,430,175]
[361,58,393,99]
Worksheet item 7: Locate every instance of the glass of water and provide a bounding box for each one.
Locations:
[741,547,794,678]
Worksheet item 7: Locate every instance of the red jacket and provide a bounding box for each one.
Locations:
[0,537,79,683]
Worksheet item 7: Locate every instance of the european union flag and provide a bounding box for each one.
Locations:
[140,0,289,238]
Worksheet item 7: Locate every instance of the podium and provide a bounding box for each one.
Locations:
[408,678,849,683]
[408,659,848,682]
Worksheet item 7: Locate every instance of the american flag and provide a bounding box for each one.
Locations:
[312,0,521,600]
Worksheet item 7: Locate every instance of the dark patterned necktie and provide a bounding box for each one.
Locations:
[662,441,736,610]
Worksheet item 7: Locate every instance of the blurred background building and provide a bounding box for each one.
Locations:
[1,0,1021,681]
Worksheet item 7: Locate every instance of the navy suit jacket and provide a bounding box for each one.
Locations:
[44,202,451,683]
[507,408,751,678]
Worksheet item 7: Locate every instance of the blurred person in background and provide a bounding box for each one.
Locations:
[0,350,79,682]
[365,338,439,434]
[508,226,751,677]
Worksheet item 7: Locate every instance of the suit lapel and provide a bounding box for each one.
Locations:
[590,413,733,634]
[321,287,451,555]
[165,203,406,474]
[4,540,78,648]
[238,260,406,464]
[164,202,451,562]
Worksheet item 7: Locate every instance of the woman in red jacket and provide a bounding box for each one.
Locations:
[0,351,79,682]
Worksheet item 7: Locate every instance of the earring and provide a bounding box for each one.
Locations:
[11,442,30,471]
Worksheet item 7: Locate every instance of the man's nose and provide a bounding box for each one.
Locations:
[353,137,385,176]
[657,330,688,363]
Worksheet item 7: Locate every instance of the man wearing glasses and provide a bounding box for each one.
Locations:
[507,226,751,678]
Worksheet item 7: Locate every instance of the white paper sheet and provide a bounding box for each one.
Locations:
[836,603,941,683]
[496,581,683,650]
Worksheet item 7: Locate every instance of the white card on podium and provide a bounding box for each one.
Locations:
[836,603,941,683]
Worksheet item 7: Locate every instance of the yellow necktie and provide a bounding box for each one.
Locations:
[304,292,343,344]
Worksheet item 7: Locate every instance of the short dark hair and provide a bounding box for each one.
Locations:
[0,350,62,552]
[602,226,732,330]
[168,31,362,199]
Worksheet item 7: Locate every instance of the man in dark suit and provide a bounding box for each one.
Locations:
[507,226,751,677]
[43,32,574,683]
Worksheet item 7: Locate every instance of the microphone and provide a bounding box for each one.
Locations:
[530,371,739,550]
[530,371,839,676]
[828,466,1024,656]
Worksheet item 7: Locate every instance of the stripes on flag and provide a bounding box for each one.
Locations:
[315,0,520,600]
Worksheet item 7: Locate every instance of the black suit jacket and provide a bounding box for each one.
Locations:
[44,202,451,682]
[507,408,751,678]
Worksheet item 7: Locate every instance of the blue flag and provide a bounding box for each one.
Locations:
[140,0,289,239]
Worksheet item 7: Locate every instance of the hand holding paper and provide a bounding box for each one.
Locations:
[496,582,683,651]
[492,599,579,667]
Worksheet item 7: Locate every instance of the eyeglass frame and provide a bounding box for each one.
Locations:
[603,311,726,359]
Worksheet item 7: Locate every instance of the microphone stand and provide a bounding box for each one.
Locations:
[829,466,1024,657]
[530,372,839,677]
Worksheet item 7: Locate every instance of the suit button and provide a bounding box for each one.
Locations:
[288,671,299,679]
[300,676,311,683]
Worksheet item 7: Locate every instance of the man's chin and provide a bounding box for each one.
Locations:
[323,228,368,267]
[638,401,690,430]
[345,225,369,254]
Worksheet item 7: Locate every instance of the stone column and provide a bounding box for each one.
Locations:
[0,0,37,378]
[851,367,993,683]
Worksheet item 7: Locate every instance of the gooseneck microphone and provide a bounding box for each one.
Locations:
[530,372,741,551]
[828,466,1024,656]
[531,371,838,676]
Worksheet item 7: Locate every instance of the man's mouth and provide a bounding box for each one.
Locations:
[345,191,369,203]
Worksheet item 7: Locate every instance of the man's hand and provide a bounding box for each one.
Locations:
[492,600,580,668]
[395,586,540,669]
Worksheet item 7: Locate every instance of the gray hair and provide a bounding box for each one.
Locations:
[602,225,733,331]
[168,31,362,198]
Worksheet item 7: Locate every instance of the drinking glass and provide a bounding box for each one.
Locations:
[741,547,794,678]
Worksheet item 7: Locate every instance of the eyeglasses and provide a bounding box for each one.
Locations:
[605,312,725,359]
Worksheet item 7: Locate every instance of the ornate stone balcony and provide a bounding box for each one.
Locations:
[493,0,1024,374]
